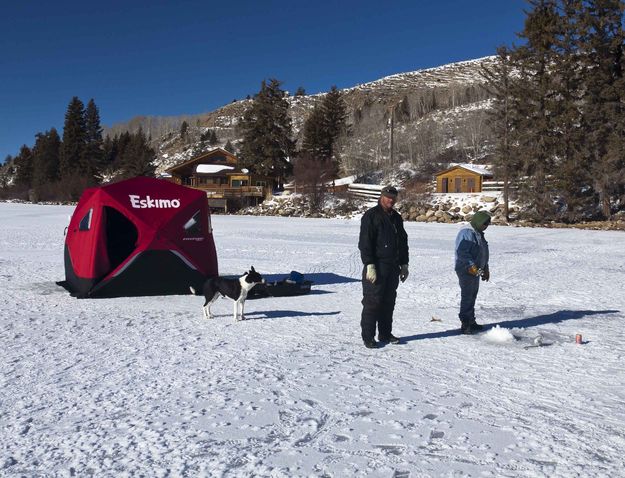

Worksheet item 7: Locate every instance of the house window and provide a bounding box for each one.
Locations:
[231,179,248,188]
[256,181,267,187]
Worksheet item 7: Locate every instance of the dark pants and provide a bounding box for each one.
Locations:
[361,262,400,341]
[456,271,480,324]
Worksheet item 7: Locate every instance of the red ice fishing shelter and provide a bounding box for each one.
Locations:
[61,176,218,298]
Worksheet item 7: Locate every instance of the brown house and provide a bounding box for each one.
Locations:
[164,148,274,211]
[435,164,493,193]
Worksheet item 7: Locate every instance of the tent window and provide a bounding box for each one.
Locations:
[79,209,93,231]
[104,207,138,271]
[184,211,202,236]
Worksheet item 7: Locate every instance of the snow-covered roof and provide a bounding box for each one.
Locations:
[196,164,235,174]
[438,163,493,177]
[349,183,385,191]
[329,175,357,187]
[456,163,492,176]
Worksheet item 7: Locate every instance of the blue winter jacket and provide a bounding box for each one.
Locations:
[454,225,489,273]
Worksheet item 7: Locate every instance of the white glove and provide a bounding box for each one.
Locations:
[399,264,409,282]
[366,264,377,283]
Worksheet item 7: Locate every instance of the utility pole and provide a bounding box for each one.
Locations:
[388,100,401,168]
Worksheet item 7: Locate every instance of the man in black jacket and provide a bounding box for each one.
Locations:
[358,185,409,348]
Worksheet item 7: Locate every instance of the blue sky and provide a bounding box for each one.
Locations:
[0,0,528,161]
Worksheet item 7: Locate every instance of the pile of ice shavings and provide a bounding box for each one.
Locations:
[483,325,516,343]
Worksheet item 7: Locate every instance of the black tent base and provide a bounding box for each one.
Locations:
[63,250,208,298]
[56,280,84,298]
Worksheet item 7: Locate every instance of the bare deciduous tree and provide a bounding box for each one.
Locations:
[293,154,334,212]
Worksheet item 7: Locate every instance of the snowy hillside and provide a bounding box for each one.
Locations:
[2,203,625,476]
[350,57,495,93]
[100,57,496,176]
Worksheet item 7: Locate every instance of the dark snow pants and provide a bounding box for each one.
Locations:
[361,262,400,341]
[457,271,480,324]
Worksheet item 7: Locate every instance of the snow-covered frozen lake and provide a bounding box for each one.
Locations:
[1,202,624,477]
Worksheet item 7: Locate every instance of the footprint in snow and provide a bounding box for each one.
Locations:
[430,430,445,439]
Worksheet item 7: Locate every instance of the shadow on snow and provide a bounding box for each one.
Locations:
[401,309,621,343]
[244,310,341,320]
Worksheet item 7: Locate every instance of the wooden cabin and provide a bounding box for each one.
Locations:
[164,148,275,211]
[435,164,493,193]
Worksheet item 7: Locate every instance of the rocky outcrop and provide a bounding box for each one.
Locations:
[238,193,510,224]
[395,194,509,224]
[237,192,625,231]
[237,194,369,219]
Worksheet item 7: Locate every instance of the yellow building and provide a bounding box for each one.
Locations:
[435,164,493,193]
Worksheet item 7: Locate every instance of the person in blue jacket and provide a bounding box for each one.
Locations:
[455,210,491,334]
[358,186,409,349]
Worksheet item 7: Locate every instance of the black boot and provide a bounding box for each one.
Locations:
[461,322,484,335]
[363,339,379,349]
[378,333,401,344]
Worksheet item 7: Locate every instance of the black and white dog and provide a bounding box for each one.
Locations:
[192,267,264,321]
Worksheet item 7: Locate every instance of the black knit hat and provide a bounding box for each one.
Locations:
[381,185,398,198]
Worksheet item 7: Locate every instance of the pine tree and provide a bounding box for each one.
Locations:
[0,155,14,188]
[301,86,348,175]
[510,0,563,220]
[295,87,306,96]
[576,0,625,218]
[59,96,88,181]
[209,130,218,145]
[200,129,211,142]
[321,86,348,167]
[114,132,132,171]
[119,129,156,178]
[31,128,61,191]
[14,145,34,188]
[238,79,295,185]
[301,104,326,159]
[550,0,591,221]
[224,140,235,153]
[101,135,118,173]
[180,120,189,140]
[84,99,104,178]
